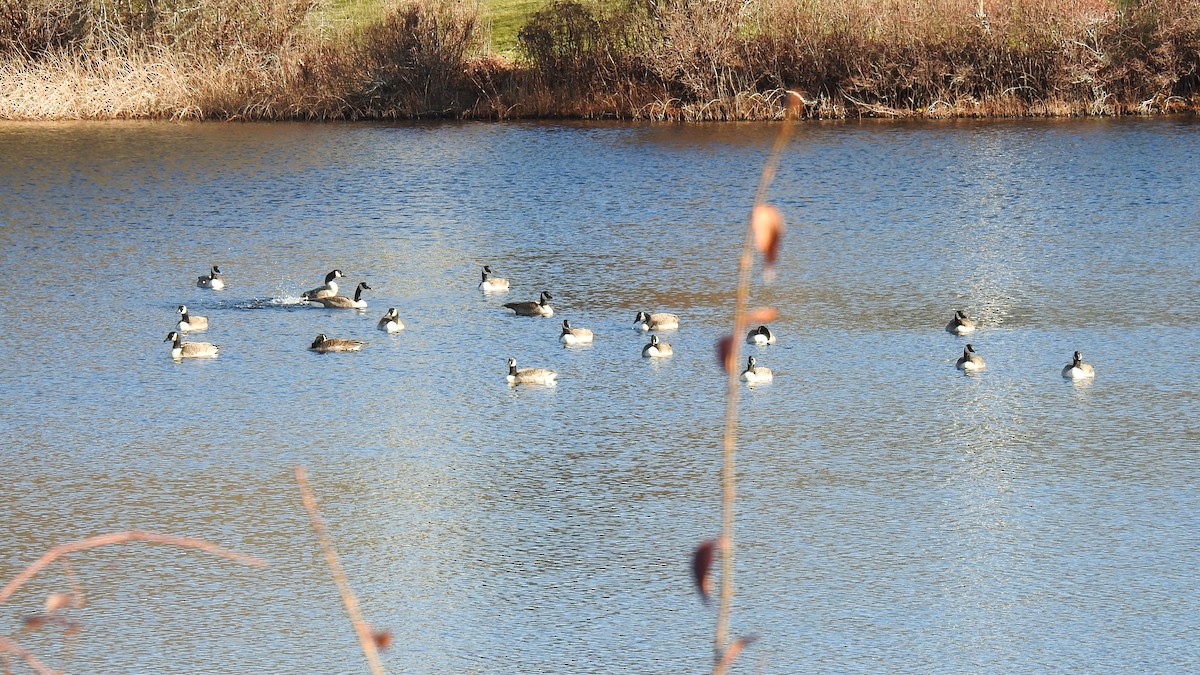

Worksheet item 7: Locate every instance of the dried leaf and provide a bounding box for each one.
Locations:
[716,336,735,373]
[371,629,393,651]
[21,615,49,631]
[44,592,75,615]
[719,635,760,668]
[750,204,784,266]
[692,539,717,604]
[744,307,779,324]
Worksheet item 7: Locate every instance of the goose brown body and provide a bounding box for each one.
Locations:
[301,269,343,300]
[642,334,674,357]
[479,266,510,292]
[956,343,986,371]
[309,333,365,353]
[197,265,224,290]
[308,282,371,309]
[947,310,976,335]
[635,311,679,331]
[177,305,208,332]
[741,356,774,383]
[1062,351,1095,379]
[559,320,593,345]
[506,357,557,385]
[504,291,553,317]
[164,331,218,359]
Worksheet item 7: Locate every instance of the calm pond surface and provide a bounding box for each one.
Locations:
[0,117,1198,674]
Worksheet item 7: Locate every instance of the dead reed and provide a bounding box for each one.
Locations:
[294,465,386,675]
[2,0,1197,120]
[0,530,265,674]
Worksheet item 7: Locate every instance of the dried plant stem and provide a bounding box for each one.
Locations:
[713,101,797,675]
[0,634,54,675]
[0,531,266,606]
[294,465,385,675]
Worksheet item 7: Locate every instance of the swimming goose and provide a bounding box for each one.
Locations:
[479,266,510,292]
[377,307,405,333]
[635,311,679,331]
[308,282,371,309]
[301,270,344,301]
[946,310,976,335]
[176,305,209,332]
[746,325,776,345]
[506,357,557,385]
[559,319,594,346]
[504,291,554,317]
[309,333,366,353]
[741,356,774,383]
[956,343,986,371]
[1062,351,1095,379]
[642,334,674,358]
[196,265,224,290]
[164,331,218,360]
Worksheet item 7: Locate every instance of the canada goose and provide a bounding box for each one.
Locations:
[746,325,776,345]
[504,291,553,317]
[1062,351,1095,379]
[309,333,366,353]
[956,343,986,371]
[377,308,404,333]
[308,282,371,309]
[506,357,557,385]
[196,265,224,290]
[559,319,594,346]
[635,311,679,331]
[642,334,674,358]
[741,356,774,383]
[479,266,510,292]
[176,305,208,332]
[301,269,344,300]
[164,331,218,360]
[946,310,976,335]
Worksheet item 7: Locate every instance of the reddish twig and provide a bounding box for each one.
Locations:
[713,93,799,674]
[0,634,55,675]
[294,466,385,675]
[0,531,265,606]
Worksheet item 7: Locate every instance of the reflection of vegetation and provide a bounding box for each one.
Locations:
[1,0,1198,120]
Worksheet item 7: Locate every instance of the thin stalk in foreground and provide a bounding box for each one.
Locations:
[713,98,798,675]
[0,530,265,605]
[295,465,385,675]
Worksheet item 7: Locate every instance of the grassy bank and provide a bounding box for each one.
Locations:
[1,0,1198,120]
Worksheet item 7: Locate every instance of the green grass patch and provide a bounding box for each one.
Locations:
[486,0,547,54]
[306,0,390,36]
[306,0,546,54]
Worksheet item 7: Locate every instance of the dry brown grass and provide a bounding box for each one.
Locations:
[1,0,1198,120]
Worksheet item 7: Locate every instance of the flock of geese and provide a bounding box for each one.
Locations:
[168,265,1094,383]
[946,309,1096,379]
[164,264,778,385]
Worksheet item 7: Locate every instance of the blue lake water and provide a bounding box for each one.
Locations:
[0,117,1198,673]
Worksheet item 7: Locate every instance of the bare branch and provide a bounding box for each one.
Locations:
[0,531,265,606]
[0,633,58,675]
[295,465,385,675]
